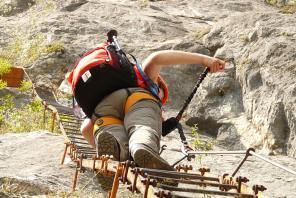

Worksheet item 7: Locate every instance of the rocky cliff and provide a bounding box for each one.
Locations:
[1,0,296,155]
[1,0,296,197]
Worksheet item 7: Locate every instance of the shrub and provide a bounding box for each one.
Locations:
[0,57,12,75]
[195,27,211,40]
[44,41,65,54]
[191,124,214,151]
[0,80,7,89]
[26,34,46,62]
[17,80,33,92]
[0,97,53,134]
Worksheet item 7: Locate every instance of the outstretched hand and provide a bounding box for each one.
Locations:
[204,57,226,73]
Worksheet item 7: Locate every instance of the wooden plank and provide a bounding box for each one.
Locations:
[0,67,24,87]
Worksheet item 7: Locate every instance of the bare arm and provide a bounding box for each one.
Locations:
[142,50,225,82]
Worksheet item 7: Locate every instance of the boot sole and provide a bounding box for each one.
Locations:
[96,132,119,160]
[134,148,174,171]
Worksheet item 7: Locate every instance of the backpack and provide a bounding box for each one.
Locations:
[67,43,138,118]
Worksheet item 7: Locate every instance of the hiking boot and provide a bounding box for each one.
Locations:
[96,131,120,161]
[132,145,174,171]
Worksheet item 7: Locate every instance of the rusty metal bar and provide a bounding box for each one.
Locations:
[72,159,80,191]
[60,119,82,124]
[60,116,84,122]
[159,184,254,198]
[68,140,89,145]
[51,111,57,132]
[75,151,96,156]
[232,148,254,177]
[74,149,95,153]
[71,144,92,149]
[63,127,81,133]
[67,135,88,141]
[43,104,47,128]
[109,163,124,198]
[33,82,268,197]
[65,132,84,136]
[122,161,129,184]
[61,142,71,164]
[176,164,192,173]
[147,174,237,190]
[62,123,81,128]
[73,147,94,152]
[187,150,247,155]
[171,155,188,167]
[140,168,219,182]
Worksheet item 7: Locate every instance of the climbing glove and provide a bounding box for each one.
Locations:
[162,117,179,137]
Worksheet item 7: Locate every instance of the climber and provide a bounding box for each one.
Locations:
[79,50,225,170]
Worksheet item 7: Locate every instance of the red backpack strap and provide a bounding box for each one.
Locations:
[157,75,169,105]
[134,65,169,105]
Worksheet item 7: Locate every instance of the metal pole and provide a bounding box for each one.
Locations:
[249,151,296,176]
[188,150,247,155]
[232,148,254,177]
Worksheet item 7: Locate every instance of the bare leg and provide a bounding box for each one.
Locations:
[81,118,95,148]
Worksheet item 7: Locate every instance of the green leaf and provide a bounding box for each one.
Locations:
[0,58,12,75]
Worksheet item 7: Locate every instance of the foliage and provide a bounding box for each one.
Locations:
[265,0,277,5]
[191,124,214,151]
[0,91,57,134]
[239,35,249,44]
[26,33,46,62]
[0,36,22,63]
[265,0,296,13]
[0,35,65,134]
[195,27,211,40]
[35,0,56,12]
[48,191,106,198]
[17,80,33,92]
[0,177,114,198]
[0,177,52,196]
[1,32,65,66]
[26,36,65,62]
[280,5,296,14]
[0,94,14,124]
[0,80,7,89]
[44,41,65,54]
[0,57,12,75]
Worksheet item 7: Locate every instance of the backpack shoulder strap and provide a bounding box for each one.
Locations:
[135,62,160,99]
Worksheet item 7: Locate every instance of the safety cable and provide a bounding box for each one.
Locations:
[176,67,210,121]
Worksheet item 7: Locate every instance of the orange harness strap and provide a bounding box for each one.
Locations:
[93,116,123,134]
[93,92,159,134]
[124,92,160,114]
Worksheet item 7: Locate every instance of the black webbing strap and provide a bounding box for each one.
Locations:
[176,67,209,121]
[162,67,210,151]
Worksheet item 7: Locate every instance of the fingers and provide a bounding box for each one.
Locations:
[209,58,225,73]
[217,59,226,70]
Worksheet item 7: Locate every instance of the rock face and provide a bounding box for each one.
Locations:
[187,1,296,157]
[0,0,35,17]
[0,132,118,197]
[0,0,295,158]
[1,131,296,197]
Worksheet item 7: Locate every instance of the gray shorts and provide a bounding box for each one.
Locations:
[92,88,162,161]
